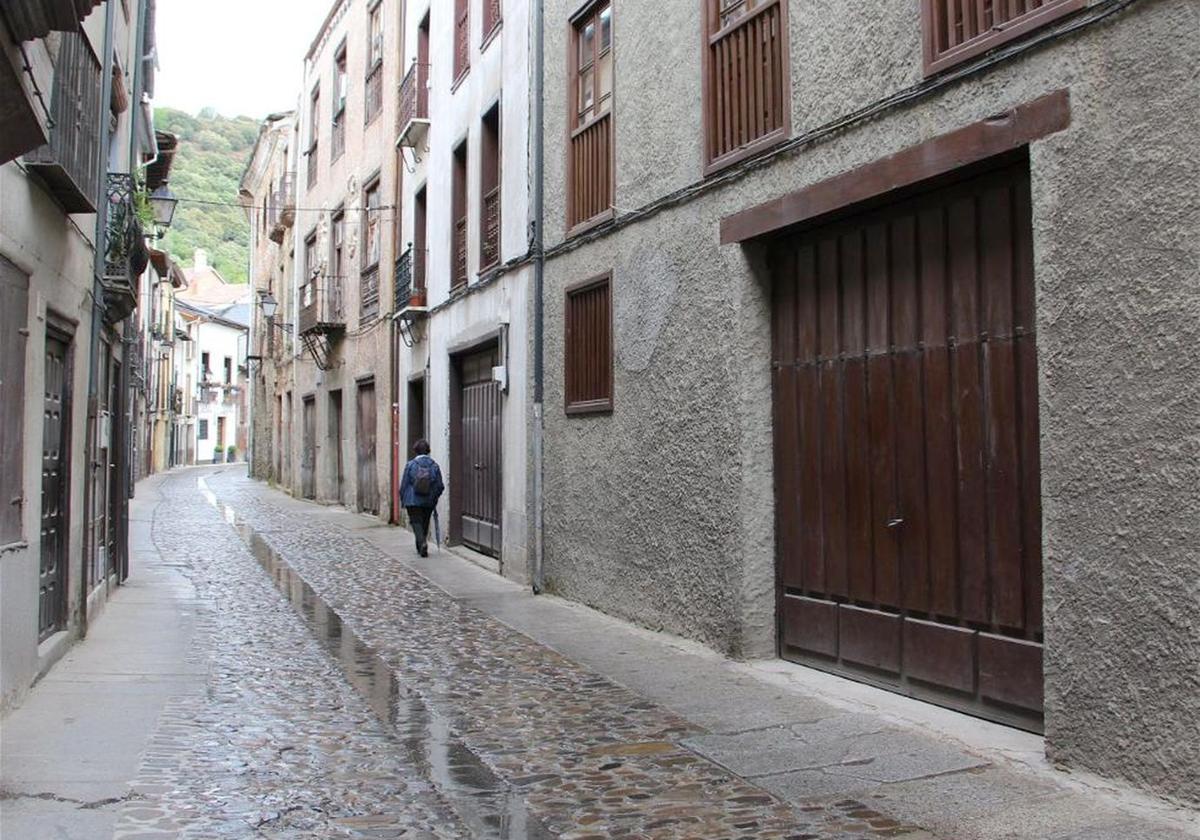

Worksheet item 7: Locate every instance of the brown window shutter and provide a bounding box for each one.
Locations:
[564,273,613,414]
[921,0,1085,75]
[567,2,614,231]
[702,0,790,173]
[454,0,470,82]
[480,105,501,270]
[451,142,468,289]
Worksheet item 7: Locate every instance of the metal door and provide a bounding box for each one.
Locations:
[459,347,502,556]
[356,381,378,515]
[301,396,316,500]
[40,331,71,641]
[770,161,1044,729]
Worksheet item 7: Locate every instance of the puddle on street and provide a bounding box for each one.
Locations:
[201,481,555,839]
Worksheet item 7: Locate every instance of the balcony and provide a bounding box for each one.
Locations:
[23,30,102,213]
[268,173,296,244]
[298,274,345,336]
[394,247,428,314]
[396,62,430,149]
[100,173,149,325]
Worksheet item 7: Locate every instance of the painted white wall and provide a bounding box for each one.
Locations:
[188,319,246,463]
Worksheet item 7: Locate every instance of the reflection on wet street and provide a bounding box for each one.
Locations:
[113,468,911,838]
[225,497,553,839]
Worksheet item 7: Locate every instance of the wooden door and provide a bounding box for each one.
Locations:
[356,381,378,515]
[329,390,344,503]
[301,396,316,500]
[458,347,502,556]
[40,330,71,641]
[771,161,1044,729]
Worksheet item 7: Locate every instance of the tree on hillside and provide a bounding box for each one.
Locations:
[156,107,259,284]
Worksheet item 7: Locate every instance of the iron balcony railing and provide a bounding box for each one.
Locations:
[394,246,429,312]
[298,274,345,336]
[397,62,430,148]
[100,173,148,325]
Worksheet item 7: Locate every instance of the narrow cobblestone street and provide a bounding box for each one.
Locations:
[4,465,1196,840]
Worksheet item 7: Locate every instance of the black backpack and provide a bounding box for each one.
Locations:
[412,459,433,496]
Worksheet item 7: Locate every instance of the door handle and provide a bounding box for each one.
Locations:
[887,517,905,529]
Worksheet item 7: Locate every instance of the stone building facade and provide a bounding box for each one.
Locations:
[538,0,1198,807]
[0,0,165,711]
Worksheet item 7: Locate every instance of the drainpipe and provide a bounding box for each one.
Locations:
[81,0,119,635]
[530,0,546,594]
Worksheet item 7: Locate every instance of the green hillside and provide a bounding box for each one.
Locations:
[155,107,259,284]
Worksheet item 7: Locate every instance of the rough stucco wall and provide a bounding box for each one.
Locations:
[1032,0,1200,805]
[542,0,1199,805]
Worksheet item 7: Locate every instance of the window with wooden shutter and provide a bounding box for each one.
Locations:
[330,208,346,320]
[451,142,468,290]
[361,179,381,319]
[567,2,613,232]
[332,43,347,161]
[702,0,790,174]
[453,0,469,86]
[364,1,384,124]
[921,0,1084,75]
[564,273,613,414]
[480,104,501,271]
[307,85,320,185]
[482,0,502,49]
[0,258,28,545]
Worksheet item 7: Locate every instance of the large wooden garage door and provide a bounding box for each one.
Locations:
[770,161,1044,729]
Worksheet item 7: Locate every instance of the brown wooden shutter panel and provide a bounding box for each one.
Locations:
[454,0,470,81]
[565,274,613,414]
[703,0,789,173]
[480,106,501,270]
[0,258,29,545]
[451,143,468,289]
[921,0,1084,75]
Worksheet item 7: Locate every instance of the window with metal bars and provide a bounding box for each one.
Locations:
[564,274,613,415]
[921,0,1084,74]
[453,0,470,86]
[480,103,501,271]
[307,86,320,185]
[567,1,613,232]
[451,142,468,290]
[702,0,790,173]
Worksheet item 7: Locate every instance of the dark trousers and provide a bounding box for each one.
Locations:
[406,506,433,555]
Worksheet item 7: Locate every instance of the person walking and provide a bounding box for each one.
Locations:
[399,439,445,557]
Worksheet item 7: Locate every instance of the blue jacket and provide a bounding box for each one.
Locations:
[399,455,444,509]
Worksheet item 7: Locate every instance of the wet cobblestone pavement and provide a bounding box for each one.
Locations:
[123,466,917,840]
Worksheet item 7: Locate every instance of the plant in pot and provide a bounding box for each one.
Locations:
[226,445,237,462]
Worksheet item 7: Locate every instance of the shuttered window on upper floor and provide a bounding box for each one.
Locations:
[922,0,1085,75]
[482,0,502,49]
[480,103,501,271]
[702,0,790,174]
[453,0,470,86]
[565,274,613,415]
[567,1,613,232]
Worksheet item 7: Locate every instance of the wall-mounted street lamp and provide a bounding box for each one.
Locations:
[149,186,178,229]
[258,290,292,335]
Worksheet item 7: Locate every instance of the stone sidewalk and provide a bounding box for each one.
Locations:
[202,467,1197,840]
[1,464,1195,839]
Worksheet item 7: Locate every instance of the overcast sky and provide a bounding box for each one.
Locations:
[155,0,334,119]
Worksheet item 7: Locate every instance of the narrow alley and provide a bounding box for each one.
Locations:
[2,465,1194,839]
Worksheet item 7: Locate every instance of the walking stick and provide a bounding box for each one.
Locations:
[432,507,442,553]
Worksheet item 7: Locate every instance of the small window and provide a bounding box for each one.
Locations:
[480,103,501,271]
[200,351,211,379]
[223,357,232,384]
[564,273,613,414]
[330,208,346,319]
[702,0,790,173]
[453,0,469,85]
[198,419,209,440]
[567,2,613,231]
[921,0,1084,75]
